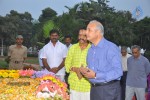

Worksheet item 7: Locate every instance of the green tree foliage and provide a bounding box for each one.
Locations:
[0,16,10,46]
[55,0,136,45]
[132,17,150,49]
[1,0,150,54]
[55,13,86,43]
[0,10,33,47]
[31,7,58,48]
[76,0,136,46]
[43,20,55,38]
[39,7,57,22]
[104,11,136,46]
[31,20,43,46]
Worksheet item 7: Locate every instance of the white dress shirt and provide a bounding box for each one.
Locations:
[121,53,132,71]
[40,41,68,75]
[38,48,44,67]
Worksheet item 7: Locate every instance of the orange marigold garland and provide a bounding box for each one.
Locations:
[36,75,69,100]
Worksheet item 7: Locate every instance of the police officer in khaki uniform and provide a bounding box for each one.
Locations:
[8,35,27,70]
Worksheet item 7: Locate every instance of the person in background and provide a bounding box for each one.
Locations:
[126,45,150,100]
[64,34,72,49]
[8,35,27,70]
[80,20,123,100]
[64,34,72,87]
[147,74,150,100]
[38,38,50,70]
[120,46,132,100]
[40,29,68,81]
[65,29,91,100]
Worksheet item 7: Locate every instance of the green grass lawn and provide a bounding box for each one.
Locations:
[0,56,39,69]
[0,61,8,69]
[24,57,39,65]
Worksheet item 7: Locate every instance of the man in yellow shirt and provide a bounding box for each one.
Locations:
[65,29,91,100]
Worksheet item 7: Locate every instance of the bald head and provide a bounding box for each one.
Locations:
[89,20,104,35]
[86,20,104,45]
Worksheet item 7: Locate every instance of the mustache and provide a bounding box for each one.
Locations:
[78,39,85,41]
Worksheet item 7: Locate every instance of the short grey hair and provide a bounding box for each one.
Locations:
[121,46,127,52]
[89,20,104,35]
[131,45,141,51]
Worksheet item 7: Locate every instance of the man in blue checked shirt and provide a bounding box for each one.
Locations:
[80,20,123,100]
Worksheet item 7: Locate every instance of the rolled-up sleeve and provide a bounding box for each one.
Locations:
[40,47,47,59]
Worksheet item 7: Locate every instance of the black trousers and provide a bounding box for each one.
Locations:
[65,72,70,89]
[90,81,121,100]
[120,71,127,100]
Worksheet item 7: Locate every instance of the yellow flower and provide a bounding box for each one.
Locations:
[2,72,9,78]
[8,72,14,78]
[10,70,18,73]
[12,73,20,78]
[43,76,53,80]
[0,70,5,73]
[0,72,2,77]
[58,83,63,87]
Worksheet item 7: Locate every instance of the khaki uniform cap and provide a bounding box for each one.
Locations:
[16,35,23,39]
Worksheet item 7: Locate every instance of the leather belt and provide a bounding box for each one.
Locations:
[91,80,119,87]
[12,61,23,64]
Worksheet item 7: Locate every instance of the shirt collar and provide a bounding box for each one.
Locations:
[134,54,142,60]
[66,44,72,48]
[15,44,23,48]
[77,43,91,49]
[91,37,105,48]
[49,40,60,45]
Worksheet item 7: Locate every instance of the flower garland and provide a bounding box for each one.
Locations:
[19,69,35,77]
[36,74,69,100]
[0,69,35,78]
[0,70,20,78]
[0,78,40,100]
[0,70,70,100]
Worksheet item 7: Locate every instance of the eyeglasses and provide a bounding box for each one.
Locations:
[132,52,138,54]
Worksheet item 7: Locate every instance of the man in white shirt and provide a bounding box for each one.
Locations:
[121,46,132,100]
[38,38,50,69]
[40,29,68,81]
[38,49,44,68]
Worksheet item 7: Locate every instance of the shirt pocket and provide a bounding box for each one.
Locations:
[96,57,108,72]
[56,46,64,58]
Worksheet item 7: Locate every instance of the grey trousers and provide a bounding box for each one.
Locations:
[90,81,121,100]
[125,85,145,100]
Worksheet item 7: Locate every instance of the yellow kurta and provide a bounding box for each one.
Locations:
[65,43,91,92]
